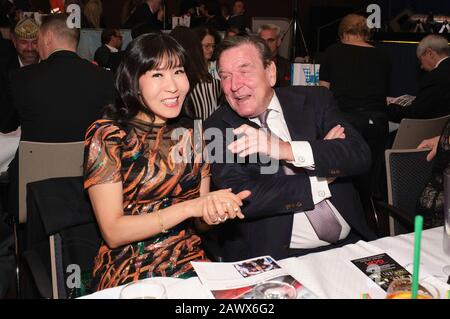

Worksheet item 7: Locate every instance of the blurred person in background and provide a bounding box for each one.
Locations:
[170,26,222,120]
[194,25,221,80]
[319,14,391,228]
[258,23,290,87]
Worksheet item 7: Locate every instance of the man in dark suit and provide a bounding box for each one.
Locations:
[6,13,114,218]
[123,0,163,30]
[227,0,248,32]
[388,34,450,122]
[204,36,375,262]
[1,17,40,132]
[94,28,123,73]
[258,23,291,87]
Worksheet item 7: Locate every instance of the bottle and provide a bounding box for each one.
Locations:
[443,168,450,255]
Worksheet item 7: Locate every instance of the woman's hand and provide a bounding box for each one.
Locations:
[417,136,440,161]
[188,189,251,225]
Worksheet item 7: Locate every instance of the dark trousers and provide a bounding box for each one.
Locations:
[0,204,15,298]
[288,230,361,257]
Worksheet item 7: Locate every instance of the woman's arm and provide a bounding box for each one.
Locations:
[88,180,248,249]
[89,182,193,248]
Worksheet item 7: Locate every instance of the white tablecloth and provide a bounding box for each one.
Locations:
[81,227,450,299]
[279,227,450,299]
[0,130,20,173]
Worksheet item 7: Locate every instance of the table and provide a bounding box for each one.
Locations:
[0,129,20,173]
[81,227,450,299]
[279,227,450,299]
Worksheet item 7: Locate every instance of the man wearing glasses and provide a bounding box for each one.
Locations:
[258,23,291,87]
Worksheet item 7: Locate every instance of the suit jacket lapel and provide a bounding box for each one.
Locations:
[275,88,314,142]
[222,103,260,129]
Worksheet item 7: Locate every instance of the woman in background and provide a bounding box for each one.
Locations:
[84,33,249,291]
[194,25,221,80]
[170,26,222,120]
[83,0,103,28]
[319,14,391,220]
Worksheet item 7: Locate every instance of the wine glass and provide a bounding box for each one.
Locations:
[250,281,297,299]
[119,280,167,299]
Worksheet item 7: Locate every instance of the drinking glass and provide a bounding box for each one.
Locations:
[385,277,439,299]
[251,281,297,299]
[119,280,167,299]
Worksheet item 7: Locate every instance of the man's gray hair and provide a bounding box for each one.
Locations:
[417,34,450,57]
[257,23,281,38]
[216,35,273,70]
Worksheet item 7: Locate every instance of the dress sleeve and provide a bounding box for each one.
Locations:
[192,120,211,179]
[83,120,125,189]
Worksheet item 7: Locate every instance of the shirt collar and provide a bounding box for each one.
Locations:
[18,56,40,67]
[105,44,118,53]
[249,91,282,125]
[435,56,449,69]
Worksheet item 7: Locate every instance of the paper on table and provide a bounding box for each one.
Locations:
[192,256,318,299]
[279,240,388,299]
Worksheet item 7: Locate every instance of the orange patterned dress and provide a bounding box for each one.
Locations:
[84,118,209,291]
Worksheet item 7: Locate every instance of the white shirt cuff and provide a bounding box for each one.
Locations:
[288,141,315,169]
[309,176,331,204]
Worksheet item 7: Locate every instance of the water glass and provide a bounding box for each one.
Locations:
[119,280,167,299]
[251,281,297,299]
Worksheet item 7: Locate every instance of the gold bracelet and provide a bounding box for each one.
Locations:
[156,210,168,234]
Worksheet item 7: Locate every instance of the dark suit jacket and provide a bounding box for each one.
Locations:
[93,44,123,73]
[204,86,375,261]
[123,3,162,30]
[9,50,114,142]
[388,57,450,122]
[0,45,19,133]
[6,51,114,218]
[275,54,291,87]
[227,14,248,31]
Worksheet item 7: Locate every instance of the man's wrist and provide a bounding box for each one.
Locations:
[278,140,294,161]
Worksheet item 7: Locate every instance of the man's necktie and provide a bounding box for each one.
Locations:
[258,109,342,243]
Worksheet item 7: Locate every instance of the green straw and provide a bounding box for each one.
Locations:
[411,215,424,299]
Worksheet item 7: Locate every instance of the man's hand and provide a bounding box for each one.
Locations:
[417,136,440,161]
[227,124,294,161]
[324,125,346,184]
[324,124,345,140]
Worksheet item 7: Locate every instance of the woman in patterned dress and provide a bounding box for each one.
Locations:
[83,33,250,291]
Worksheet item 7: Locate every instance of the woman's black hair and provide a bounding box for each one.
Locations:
[193,25,222,61]
[104,32,188,124]
[169,26,212,87]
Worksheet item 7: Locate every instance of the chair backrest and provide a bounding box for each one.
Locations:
[251,17,292,60]
[392,115,450,149]
[385,148,434,234]
[18,141,85,223]
[25,176,101,299]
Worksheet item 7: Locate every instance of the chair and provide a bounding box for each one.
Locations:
[251,17,292,60]
[24,176,101,299]
[16,141,84,297]
[18,141,85,224]
[373,149,433,236]
[392,115,450,149]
